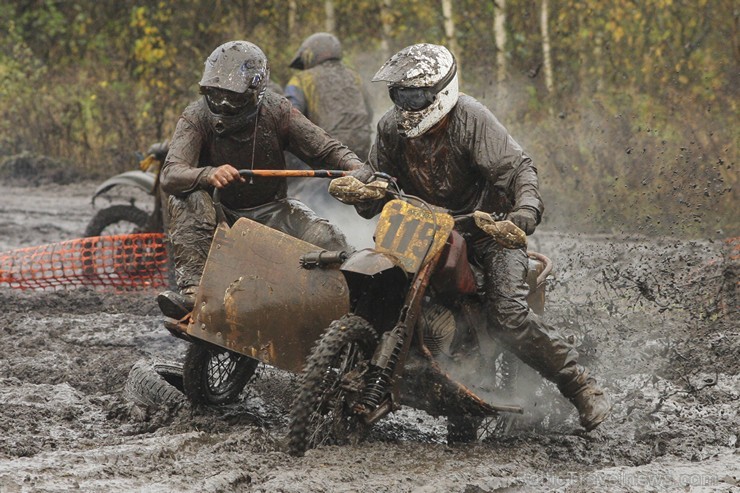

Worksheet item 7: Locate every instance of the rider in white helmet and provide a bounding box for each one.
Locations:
[356,43,611,440]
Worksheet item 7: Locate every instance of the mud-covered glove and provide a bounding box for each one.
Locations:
[328,176,387,204]
[473,212,527,249]
[506,206,539,236]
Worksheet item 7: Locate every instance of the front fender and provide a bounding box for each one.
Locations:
[340,249,405,277]
[92,170,157,205]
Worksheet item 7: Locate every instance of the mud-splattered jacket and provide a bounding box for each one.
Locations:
[359,95,543,222]
[285,60,373,160]
[160,91,363,210]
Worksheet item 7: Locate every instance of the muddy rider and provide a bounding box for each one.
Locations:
[156,40,364,317]
[354,44,611,436]
[285,32,373,159]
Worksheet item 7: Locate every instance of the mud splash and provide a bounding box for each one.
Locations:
[0,182,738,492]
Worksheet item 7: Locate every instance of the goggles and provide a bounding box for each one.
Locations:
[201,74,265,116]
[388,60,457,112]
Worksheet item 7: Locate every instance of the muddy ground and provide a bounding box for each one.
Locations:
[0,181,738,492]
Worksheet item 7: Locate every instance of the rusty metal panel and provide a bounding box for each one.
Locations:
[187,218,350,373]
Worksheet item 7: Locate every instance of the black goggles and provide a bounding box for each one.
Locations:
[388,60,457,112]
[201,74,265,116]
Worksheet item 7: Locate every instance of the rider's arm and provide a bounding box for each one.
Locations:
[468,100,543,221]
[353,122,396,219]
[160,107,214,196]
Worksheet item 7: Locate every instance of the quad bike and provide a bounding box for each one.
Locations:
[160,169,359,406]
[286,173,553,456]
[85,142,169,237]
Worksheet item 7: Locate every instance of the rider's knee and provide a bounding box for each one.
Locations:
[302,218,351,252]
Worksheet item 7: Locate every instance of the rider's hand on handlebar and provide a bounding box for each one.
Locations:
[506,206,538,235]
[207,164,246,189]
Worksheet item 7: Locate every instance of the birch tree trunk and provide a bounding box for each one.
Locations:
[287,0,297,42]
[325,0,336,33]
[441,0,459,58]
[380,0,393,60]
[540,0,554,94]
[494,0,507,84]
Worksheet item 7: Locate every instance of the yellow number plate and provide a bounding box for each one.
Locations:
[374,200,454,273]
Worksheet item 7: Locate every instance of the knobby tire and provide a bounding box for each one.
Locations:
[288,314,377,457]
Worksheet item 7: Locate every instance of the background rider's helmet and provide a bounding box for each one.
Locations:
[372,43,459,138]
[199,41,270,131]
[289,32,342,70]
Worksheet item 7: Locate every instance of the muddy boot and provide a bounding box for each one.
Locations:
[569,379,612,431]
[157,287,196,319]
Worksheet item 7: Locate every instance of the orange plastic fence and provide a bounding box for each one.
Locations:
[0,233,168,291]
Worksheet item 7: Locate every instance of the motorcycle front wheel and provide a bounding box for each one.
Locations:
[288,314,378,457]
[84,204,151,237]
[182,343,259,406]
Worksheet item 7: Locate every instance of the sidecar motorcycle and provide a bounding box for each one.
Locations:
[159,171,552,452]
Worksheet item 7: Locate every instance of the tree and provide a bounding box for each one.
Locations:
[540,0,554,94]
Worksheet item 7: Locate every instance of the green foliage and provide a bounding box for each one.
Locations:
[0,0,736,236]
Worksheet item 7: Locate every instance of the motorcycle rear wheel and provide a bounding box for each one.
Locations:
[182,343,259,406]
[288,314,377,457]
[84,204,151,237]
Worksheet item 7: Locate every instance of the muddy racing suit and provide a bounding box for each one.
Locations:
[358,95,595,423]
[160,90,363,292]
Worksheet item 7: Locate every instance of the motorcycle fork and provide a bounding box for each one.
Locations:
[361,252,442,424]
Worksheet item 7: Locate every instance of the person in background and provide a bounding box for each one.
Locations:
[285,32,373,159]
[283,32,376,238]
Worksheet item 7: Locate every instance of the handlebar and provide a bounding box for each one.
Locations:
[212,168,350,223]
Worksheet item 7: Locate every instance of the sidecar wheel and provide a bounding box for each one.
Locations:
[84,204,150,237]
[182,344,259,406]
[288,314,377,457]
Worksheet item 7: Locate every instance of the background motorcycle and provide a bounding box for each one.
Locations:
[287,173,552,456]
[84,142,169,237]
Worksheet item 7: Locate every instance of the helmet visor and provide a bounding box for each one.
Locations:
[203,87,260,116]
[389,86,435,112]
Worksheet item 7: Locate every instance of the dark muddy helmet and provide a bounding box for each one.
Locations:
[289,32,342,70]
[199,41,270,121]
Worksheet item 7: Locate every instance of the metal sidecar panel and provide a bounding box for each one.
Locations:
[187,218,350,373]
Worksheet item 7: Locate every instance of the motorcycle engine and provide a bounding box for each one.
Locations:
[421,303,456,356]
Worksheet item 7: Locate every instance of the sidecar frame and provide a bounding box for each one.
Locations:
[169,217,351,373]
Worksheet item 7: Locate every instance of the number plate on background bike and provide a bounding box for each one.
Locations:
[375,200,454,273]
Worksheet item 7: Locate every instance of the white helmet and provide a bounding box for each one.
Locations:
[373,43,458,138]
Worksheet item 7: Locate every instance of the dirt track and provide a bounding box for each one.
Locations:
[0,181,738,492]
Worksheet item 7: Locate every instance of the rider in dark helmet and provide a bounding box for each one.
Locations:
[157,40,366,318]
[283,33,374,221]
[285,32,372,159]
[355,43,611,437]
